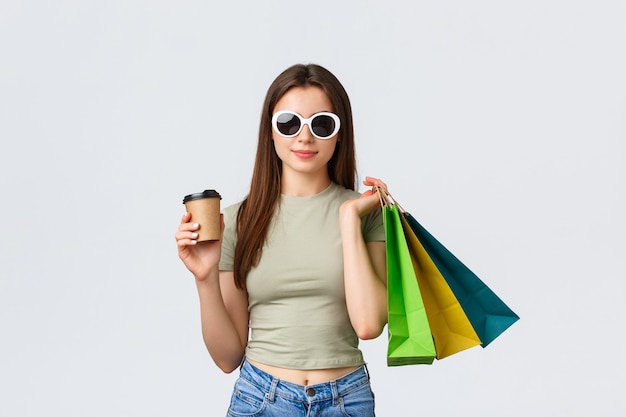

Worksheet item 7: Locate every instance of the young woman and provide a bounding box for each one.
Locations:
[176,63,387,416]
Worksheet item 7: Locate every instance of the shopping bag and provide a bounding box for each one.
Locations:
[399,214,483,359]
[384,202,436,366]
[403,212,520,347]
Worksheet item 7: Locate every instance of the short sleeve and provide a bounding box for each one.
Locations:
[219,202,241,271]
[361,207,385,242]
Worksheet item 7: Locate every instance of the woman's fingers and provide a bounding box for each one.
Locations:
[178,222,199,232]
[178,211,199,231]
[363,176,387,188]
[361,176,388,197]
[176,231,199,247]
[176,213,201,246]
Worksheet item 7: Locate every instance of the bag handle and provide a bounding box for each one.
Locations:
[374,184,407,214]
[374,184,389,208]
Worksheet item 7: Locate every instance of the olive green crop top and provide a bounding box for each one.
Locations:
[219,182,385,370]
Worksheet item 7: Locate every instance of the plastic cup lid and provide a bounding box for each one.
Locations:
[182,189,221,204]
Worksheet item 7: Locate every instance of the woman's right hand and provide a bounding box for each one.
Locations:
[175,212,223,281]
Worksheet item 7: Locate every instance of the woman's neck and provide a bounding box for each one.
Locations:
[280,172,332,197]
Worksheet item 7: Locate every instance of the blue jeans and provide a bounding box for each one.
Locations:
[226,358,376,416]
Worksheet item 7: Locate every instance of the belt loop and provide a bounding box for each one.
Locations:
[331,380,339,406]
[363,362,371,382]
[267,378,279,403]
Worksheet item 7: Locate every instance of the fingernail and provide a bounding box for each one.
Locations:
[191,240,197,245]
[192,233,198,238]
[193,223,199,228]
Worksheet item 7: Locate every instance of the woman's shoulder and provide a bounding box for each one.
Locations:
[329,182,362,201]
[222,199,244,225]
[223,200,243,214]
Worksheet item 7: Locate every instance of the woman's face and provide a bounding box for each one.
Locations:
[271,86,338,181]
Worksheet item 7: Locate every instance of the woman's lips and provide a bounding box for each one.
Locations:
[293,150,317,159]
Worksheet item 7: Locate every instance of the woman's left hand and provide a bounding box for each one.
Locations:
[340,176,388,219]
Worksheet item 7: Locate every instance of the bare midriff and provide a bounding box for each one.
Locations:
[247,359,360,386]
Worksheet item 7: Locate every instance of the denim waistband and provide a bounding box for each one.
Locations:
[238,358,370,405]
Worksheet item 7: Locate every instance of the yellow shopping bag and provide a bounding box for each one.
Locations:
[400,214,482,359]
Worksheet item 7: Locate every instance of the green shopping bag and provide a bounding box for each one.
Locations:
[384,203,436,366]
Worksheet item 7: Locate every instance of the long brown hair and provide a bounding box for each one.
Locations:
[233,63,357,289]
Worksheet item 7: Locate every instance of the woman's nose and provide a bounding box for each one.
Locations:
[297,124,315,142]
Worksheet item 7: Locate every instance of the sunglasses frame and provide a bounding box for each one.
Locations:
[271,110,341,140]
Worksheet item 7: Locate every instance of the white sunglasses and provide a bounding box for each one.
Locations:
[271,110,341,140]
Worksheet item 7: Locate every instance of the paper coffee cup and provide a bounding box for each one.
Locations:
[182,189,222,242]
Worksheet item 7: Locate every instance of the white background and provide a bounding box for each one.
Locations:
[1,1,624,416]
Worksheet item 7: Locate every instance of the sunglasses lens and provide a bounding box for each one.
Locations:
[275,112,301,136]
[311,115,337,138]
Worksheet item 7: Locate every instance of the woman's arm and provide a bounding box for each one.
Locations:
[339,177,388,340]
[176,213,249,373]
[195,271,249,373]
